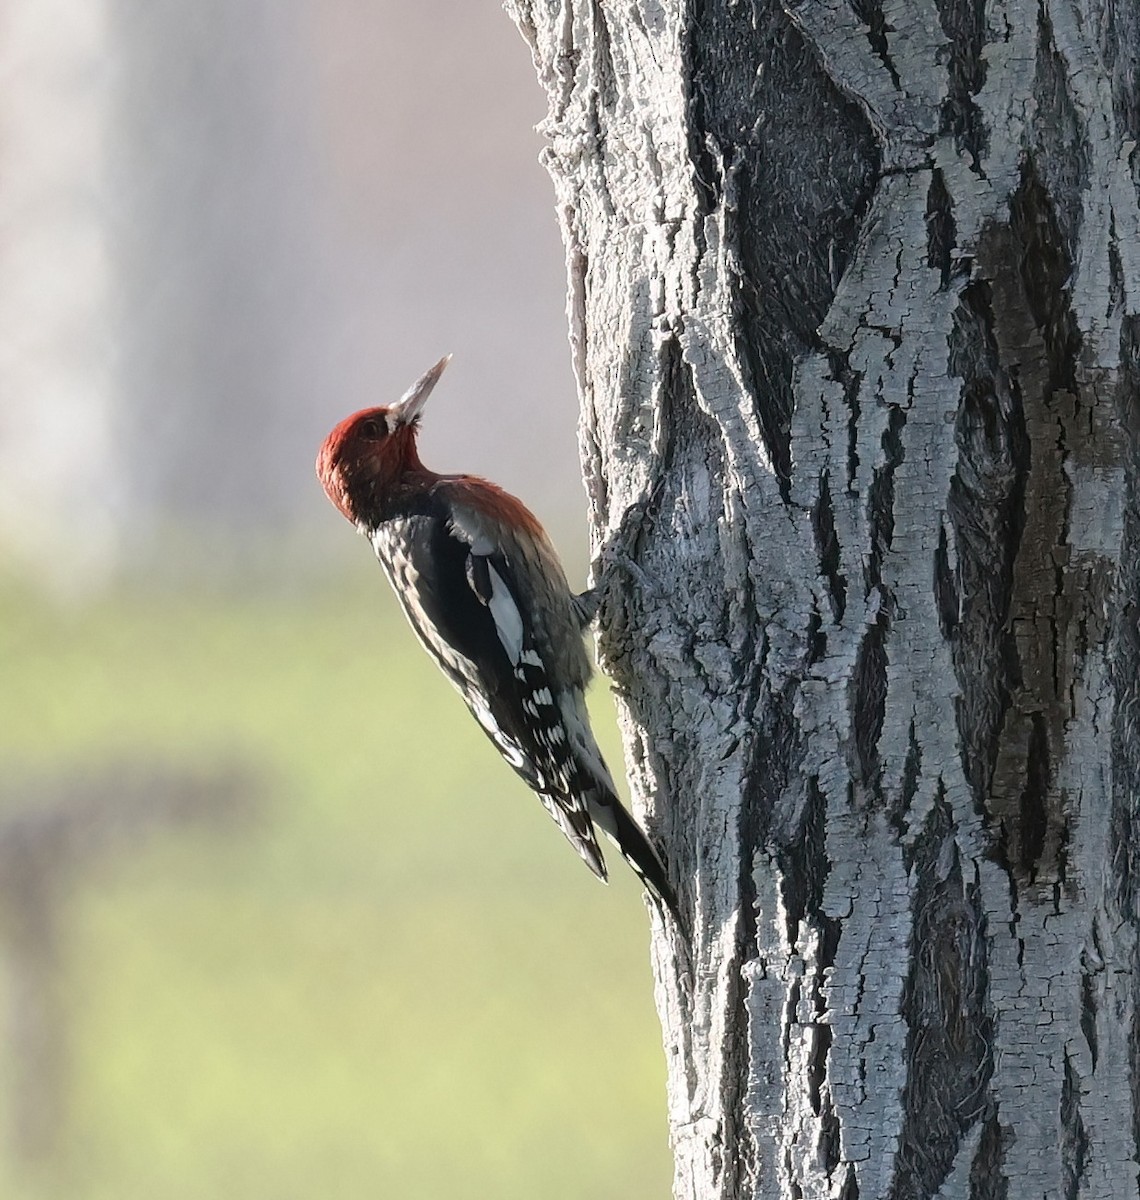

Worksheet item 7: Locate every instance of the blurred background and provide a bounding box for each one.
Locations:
[0,2,670,1197]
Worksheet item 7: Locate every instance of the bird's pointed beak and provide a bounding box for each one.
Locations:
[391,354,451,426]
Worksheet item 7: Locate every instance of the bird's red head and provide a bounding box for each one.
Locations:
[316,355,450,525]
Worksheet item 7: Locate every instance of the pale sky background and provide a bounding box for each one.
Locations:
[0,0,587,588]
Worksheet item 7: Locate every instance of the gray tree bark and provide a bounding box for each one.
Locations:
[506,1,1140,1198]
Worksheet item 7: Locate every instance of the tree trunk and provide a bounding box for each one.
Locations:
[506,1,1140,1197]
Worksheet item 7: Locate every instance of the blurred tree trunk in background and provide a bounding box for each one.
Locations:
[508,1,1140,1197]
[0,1,333,587]
[0,2,119,588]
[109,0,332,549]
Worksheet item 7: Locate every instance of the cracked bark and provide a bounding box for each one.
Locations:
[505,1,1140,1197]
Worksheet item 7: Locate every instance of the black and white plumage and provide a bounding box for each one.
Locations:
[316,356,679,922]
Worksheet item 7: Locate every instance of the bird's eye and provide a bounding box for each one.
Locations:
[358,417,386,441]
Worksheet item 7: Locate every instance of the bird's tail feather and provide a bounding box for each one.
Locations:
[590,792,683,930]
[537,790,609,882]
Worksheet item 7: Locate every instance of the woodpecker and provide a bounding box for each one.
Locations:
[316,356,680,923]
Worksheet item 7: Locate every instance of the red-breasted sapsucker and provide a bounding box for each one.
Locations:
[316,356,679,923]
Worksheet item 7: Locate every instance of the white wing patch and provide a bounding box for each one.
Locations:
[448,508,525,665]
[485,562,524,664]
[448,506,496,556]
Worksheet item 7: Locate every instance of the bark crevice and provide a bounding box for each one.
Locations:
[933,0,987,169]
[967,1106,1009,1200]
[1061,1050,1090,1200]
[811,469,847,624]
[848,0,901,92]
[945,277,1025,810]
[925,168,957,289]
[690,0,880,492]
[892,790,993,1200]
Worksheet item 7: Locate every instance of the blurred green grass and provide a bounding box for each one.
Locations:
[0,577,670,1199]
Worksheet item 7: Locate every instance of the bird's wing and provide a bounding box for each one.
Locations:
[370,511,608,880]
